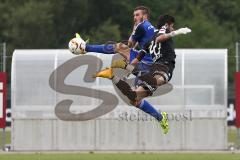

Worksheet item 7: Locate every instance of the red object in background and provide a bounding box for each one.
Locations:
[236,72,240,128]
[0,72,6,128]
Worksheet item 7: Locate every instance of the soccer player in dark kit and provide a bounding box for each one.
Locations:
[94,15,191,134]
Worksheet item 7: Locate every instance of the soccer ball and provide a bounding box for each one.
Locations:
[68,37,86,55]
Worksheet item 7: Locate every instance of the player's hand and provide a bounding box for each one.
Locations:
[175,27,192,35]
[131,58,139,65]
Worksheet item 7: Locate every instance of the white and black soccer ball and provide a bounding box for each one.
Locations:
[68,37,85,55]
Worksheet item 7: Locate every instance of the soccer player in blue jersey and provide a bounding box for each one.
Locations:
[72,6,171,134]
[74,6,154,65]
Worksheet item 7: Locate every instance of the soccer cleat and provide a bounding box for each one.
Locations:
[75,33,81,38]
[111,59,127,69]
[160,112,169,134]
[92,68,113,79]
[77,33,90,43]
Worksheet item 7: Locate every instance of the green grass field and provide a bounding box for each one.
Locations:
[0,153,240,160]
[228,127,240,147]
[0,130,10,148]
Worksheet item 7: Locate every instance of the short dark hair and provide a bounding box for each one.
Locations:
[134,6,150,18]
[157,14,175,29]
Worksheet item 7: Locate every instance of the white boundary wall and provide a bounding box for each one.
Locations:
[11,49,228,151]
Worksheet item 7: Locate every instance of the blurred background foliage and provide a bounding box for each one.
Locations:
[0,0,239,96]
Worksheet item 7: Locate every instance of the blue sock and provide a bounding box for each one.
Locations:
[138,100,163,121]
[85,44,115,54]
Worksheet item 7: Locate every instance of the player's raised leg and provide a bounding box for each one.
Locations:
[93,70,169,134]
[72,34,131,60]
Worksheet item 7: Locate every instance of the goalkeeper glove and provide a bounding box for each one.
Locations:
[169,27,191,37]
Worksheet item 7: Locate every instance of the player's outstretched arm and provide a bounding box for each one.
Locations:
[156,27,191,43]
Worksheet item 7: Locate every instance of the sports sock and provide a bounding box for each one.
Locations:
[85,44,115,54]
[138,100,163,121]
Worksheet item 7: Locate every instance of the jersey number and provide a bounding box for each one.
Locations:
[149,40,162,62]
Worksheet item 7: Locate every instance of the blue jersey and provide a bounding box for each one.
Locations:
[131,20,155,63]
[131,20,155,48]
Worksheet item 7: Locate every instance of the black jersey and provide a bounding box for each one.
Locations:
[140,25,176,71]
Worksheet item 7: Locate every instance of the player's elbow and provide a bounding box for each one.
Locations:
[128,39,136,48]
[156,35,169,43]
[128,41,134,48]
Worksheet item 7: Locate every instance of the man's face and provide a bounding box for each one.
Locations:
[133,10,144,25]
[166,23,174,32]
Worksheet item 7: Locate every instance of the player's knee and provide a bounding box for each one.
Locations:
[115,43,122,52]
[154,75,166,86]
[119,42,128,50]
[115,43,130,59]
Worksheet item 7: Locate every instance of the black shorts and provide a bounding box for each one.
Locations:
[137,61,174,95]
[150,62,173,82]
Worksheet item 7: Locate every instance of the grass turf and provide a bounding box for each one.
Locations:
[0,130,10,148]
[0,153,240,160]
[228,127,240,147]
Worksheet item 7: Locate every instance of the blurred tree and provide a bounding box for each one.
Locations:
[0,0,239,93]
[2,0,55,50]
[87,19,121,44]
